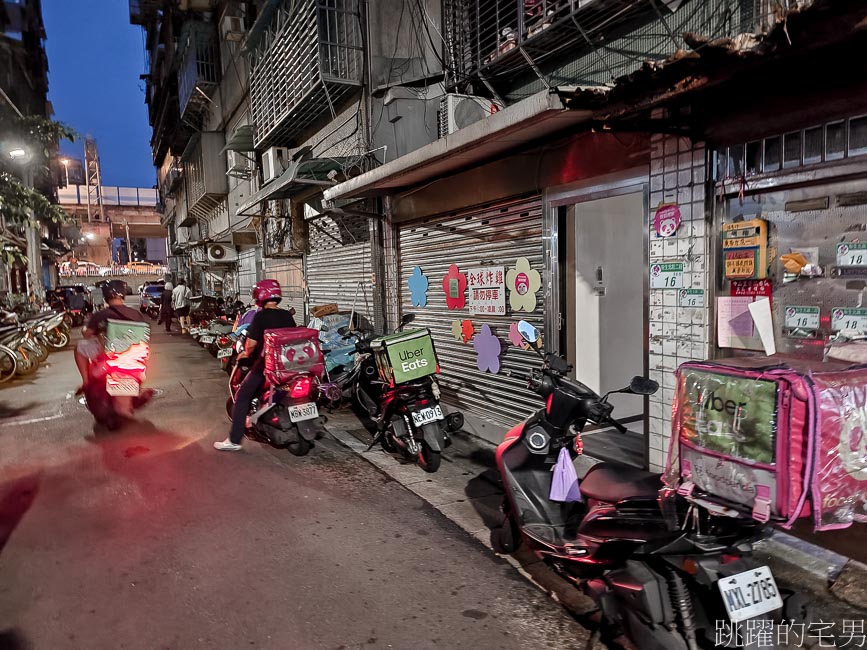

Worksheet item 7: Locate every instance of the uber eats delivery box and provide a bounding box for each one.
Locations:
[371,328,438,385]
[666,357,867,532]
[104,319,150,356]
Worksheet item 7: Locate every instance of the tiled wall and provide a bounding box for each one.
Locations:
[647,130,712,471]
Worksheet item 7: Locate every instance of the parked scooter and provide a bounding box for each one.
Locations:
[492,321,799,649]
[225,327,326,456]
[339,315,463,473]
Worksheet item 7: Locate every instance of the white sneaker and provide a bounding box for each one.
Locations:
[214,438,242,451]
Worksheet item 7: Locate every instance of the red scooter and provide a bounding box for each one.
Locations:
[226,330,326,456]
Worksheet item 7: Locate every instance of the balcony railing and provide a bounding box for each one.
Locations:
[160,157,184,200]
[445,0,764,90]
[250,0,364,149]
[183,132,228,221]
[178,21,220,123]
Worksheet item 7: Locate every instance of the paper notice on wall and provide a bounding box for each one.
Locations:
[717,296,757,348]
[748,297,776,356]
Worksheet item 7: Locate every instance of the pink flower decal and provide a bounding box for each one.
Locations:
[461,320,474,344]
[505,257,541,312]
[441,264,467,310]
[473,324,501,373]
[508,322,524,347]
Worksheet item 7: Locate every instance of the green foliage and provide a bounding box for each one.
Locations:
[0,172,69,226]
[0,245,27,268]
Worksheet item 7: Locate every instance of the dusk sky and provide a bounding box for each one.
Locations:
[43,0,155,188]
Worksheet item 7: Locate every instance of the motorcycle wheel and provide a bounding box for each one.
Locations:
[418,442,441,473]
[490,506,521,555]
[14,350,38,376]
[285,436,312,457]
[0,346,17,383]
[32,341,49,364]
[46,330,69,349]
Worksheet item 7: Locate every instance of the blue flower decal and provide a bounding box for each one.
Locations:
[408,266,429,307]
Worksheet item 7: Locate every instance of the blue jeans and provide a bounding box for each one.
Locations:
[229,365,265,444]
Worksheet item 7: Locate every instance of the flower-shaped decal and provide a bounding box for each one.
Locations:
[505,257,541,312]
[451,320,463,341]
[473,325,501,373]
[461,320,474,344]
[408,266,429,307]
[508,322,524,347]
[441,264,467,310]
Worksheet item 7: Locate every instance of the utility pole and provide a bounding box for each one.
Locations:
[124,219,132,265]
[22,166,43,302]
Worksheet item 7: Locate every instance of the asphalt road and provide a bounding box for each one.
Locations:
[0,312,589,650]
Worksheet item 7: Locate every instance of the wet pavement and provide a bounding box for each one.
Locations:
[0,311,590,649]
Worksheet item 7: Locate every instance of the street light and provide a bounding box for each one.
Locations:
[8,148,26,160]
[60,158,70,186]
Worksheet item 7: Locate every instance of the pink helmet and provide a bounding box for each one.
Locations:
[252,279,282,306]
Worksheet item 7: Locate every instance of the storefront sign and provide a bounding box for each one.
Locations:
[653,203,681,238]
[730,279,773,299]
[679,289,705,308]
[467,266,506,316]
[831,308,867,332]
[722,219,768,280]
[836,242,867,268]
[649,262,684,289]
[784,306,820,331]
[724,249,757,279]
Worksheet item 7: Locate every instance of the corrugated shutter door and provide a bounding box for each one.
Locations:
[306,215,375,324]
[237,248,259,302]
[398,197,545,428]
[264,257,304,316]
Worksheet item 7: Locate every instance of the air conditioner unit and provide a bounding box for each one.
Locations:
[438,94,504,138]
[207,243,239,264]
[261,147,289,184]
[226,149,251,178]
[220,15,245,42]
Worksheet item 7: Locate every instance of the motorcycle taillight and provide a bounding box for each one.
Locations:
[219,336,228,346]
[288,376,313,399]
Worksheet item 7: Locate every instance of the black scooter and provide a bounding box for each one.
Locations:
[339,315,462,473]
[493,321,801,649]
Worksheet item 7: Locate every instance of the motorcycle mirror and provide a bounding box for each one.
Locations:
[628,376,659,396]
[517,320,539,345]
[337,326,350,335]
[401,313,415,325]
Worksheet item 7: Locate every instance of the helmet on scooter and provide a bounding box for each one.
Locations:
[252,279,282,307]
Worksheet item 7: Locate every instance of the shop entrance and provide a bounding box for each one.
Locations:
[561,187,648,466]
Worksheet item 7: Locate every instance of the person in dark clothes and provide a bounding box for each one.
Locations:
[214,279,296,451]
[157,282,174,332]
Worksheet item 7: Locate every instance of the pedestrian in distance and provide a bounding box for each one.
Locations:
[172,278,192,334]
[157,281,174,332]
[214,279,296,452]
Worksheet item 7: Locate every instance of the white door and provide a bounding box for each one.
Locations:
[568,191,646,421]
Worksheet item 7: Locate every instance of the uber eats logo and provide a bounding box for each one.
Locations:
[701,391,747,418]
[398,347,429,372]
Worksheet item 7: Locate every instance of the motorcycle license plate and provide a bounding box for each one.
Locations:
[717,566,782,622]
[288,402,318,423]
[200,336,215,344]
[106,374,140,397]
[411,405,443,426]
[190,328,201,336]
[217,347,233,359]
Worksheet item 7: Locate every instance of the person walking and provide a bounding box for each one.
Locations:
[172,279,192,334]
[157,281,174,332]
[214,279,296,452]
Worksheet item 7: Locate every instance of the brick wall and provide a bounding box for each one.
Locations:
[647,130,712,470]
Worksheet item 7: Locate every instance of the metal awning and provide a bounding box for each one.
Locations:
[235,157,348,216]
[323,89,599,204]
[220,124,256,153]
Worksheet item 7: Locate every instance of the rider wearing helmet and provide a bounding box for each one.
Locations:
[215,279,297,452]
[74,283,145,396]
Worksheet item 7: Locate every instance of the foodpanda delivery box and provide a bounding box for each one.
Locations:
[371,328,439,386]
[666,356,867,531]
[103,319,151,396]
[263,327,324,386]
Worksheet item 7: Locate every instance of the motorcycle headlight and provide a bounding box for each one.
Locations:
[431,379,441,400]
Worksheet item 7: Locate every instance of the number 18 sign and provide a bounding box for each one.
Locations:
[649,263,684,289]
[837,242,867,267]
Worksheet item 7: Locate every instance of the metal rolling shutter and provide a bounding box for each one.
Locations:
[398,197,545,428]
[264,257,304,316]
[237,248,259,302]
[306,214,375,323]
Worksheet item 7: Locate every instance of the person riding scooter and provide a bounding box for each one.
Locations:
[214,279,296,452]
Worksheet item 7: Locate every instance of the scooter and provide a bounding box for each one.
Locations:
[225,331,326,457]
[492,321,798,649]
[340,316,463,473]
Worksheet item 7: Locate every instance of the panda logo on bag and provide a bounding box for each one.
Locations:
[279,341,317,370]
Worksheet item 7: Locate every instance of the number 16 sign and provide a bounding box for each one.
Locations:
[649,263,684,289]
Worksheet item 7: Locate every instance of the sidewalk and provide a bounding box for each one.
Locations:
[324,409,867,649]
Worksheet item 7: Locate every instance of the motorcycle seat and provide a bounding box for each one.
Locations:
[580,462,661,503]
